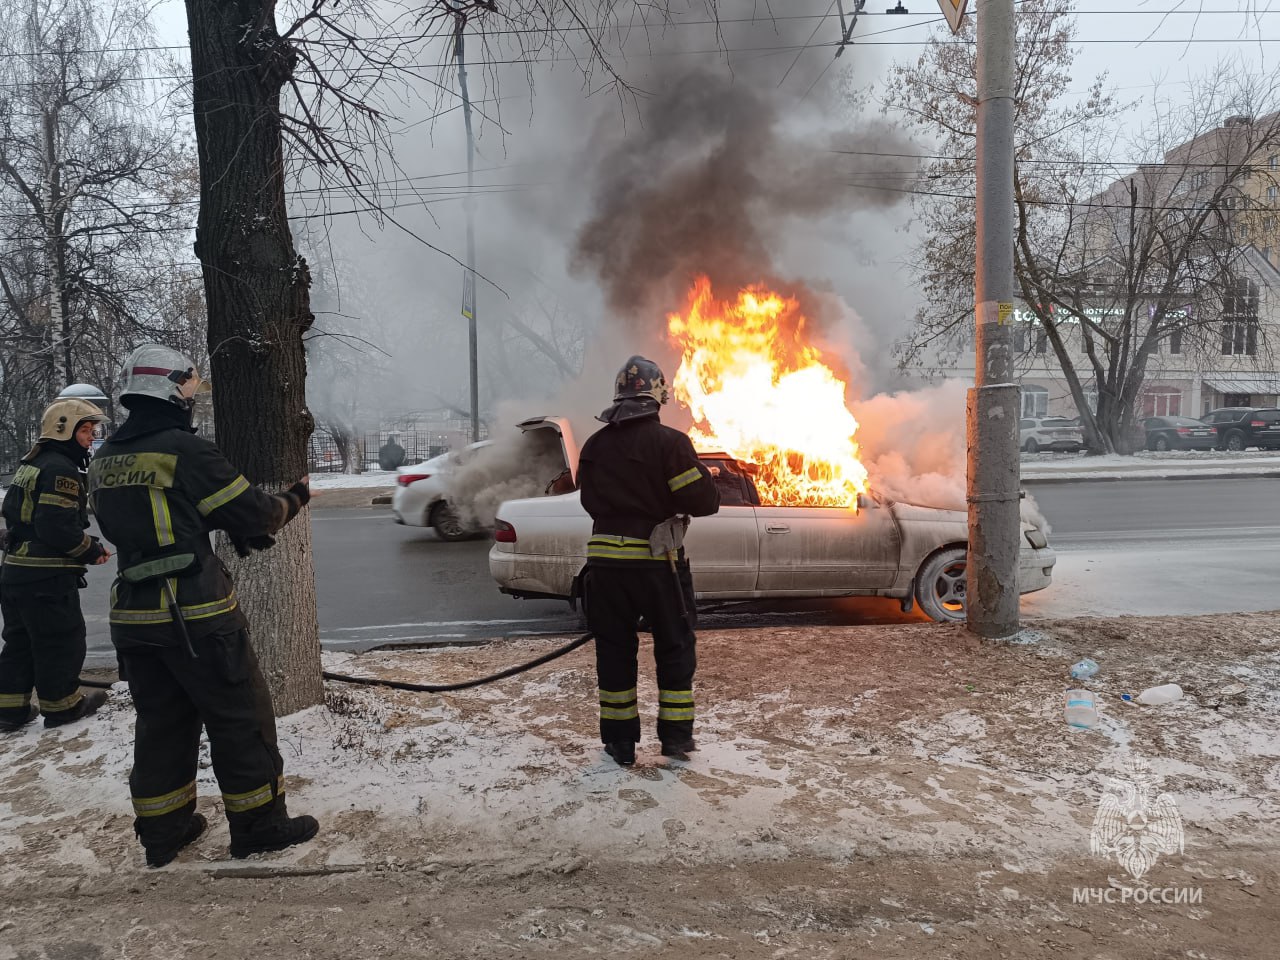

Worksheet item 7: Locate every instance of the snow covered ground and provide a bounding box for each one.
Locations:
[309,470,397,489]
[4,613,1278,956]
[1022,449,1280,481]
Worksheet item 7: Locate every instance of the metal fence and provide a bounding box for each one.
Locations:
[306,430,452,474]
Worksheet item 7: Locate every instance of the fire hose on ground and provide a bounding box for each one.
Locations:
[78,632,596,694]
[78,518,690,695]
[320,631,594,693]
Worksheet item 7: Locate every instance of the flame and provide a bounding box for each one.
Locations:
[668,276,869,509]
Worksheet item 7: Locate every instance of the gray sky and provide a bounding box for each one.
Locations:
[146,0,1274,427]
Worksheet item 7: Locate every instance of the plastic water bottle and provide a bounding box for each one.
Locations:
[1136,683,1183,706]
[1069,658,1099,681]
[1064,688,1098,730]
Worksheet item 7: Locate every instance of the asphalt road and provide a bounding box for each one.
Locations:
[75,477,1278,664]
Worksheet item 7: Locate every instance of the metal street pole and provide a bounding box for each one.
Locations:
[454,14,480,444]
[967,0,1021,638]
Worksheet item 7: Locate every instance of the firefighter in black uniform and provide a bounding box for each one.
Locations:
[88,343,318,867]
[0,398,112,731]
[577,356,720,766]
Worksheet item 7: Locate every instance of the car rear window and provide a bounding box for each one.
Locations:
[1256,410,1280,423]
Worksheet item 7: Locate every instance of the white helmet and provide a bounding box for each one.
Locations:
[120,343,208,409]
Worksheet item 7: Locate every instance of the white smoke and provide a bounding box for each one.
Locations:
[444,428,571,531]
[851,378,1050,533]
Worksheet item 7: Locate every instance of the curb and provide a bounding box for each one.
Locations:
[1023,470,1280,484]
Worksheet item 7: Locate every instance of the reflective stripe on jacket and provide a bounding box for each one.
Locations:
[1,447,104,584]
[577,414,720,557]
[89,419,299,643]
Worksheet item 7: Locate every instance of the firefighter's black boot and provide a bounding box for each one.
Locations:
[43,689,108,728]
[230,813,319,859]
[604,741,636,766]
[0,703,39,733]
[660,739,697,760]
[146,812,208,868]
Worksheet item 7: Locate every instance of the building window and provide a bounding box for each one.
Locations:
[1264,216,1276,232]
[1221,277,1260,356]
[1271,154,1279,170]
[1035,329,1047,355]
[1079,388,1098,417]
[1141,389,1182,418]
[1224,393,1252,407]
[1021,384,1049,417]
[1270,185,1279,204]
[1169,328,1182,354]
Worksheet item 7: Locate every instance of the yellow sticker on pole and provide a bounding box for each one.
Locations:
[997,302,1013,325]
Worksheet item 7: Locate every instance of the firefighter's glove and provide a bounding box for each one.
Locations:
[229,533,276,557]
[288,479,312,508]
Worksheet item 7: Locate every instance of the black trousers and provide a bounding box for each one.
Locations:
[584,561,697,746]
[117,626,287,851]
[0,576,88,722]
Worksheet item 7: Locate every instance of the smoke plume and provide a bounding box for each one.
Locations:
[573,68,917,323]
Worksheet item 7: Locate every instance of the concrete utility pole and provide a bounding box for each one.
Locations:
[966,0,1022,638]
[453,12,481,444]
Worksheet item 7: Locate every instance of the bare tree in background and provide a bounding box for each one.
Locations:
[0,0,196,464]
[884,2,1280,453]
[182,0,724,712]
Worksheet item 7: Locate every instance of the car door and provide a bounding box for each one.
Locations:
[682,457,759,596]
[1250,409,1280,448]
[754,497,902,595]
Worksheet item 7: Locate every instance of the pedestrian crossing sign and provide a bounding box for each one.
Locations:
[937,0,968,34]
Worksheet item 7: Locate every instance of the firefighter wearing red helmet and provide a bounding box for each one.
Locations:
[0,398,112,732]
[576,356,720,765]
[87,343,317,867]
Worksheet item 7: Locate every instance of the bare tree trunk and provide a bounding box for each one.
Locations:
[186,0,321,715]
[40,109,70,388]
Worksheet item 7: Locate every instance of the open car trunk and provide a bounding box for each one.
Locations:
[516,416,579,490]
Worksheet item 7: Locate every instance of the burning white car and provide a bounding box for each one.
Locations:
[489,424,1055,623]
[489,279,1054,621]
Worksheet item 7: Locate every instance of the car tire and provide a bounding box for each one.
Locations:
[1022,438,1039,454]
[914,547,968,623]
[1154,436,1170,452]
[430,502,472,541]
[1224,430,1246,452]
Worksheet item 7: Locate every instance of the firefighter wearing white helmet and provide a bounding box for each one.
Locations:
[0,398,112,733]
[575,355,720,766]
[88,342,318,867]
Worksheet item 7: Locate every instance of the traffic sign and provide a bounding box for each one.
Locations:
[462,269,475,320]
[937,0,968,34]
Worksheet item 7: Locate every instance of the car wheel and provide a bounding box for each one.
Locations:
[1224,430,1246,452]
[1154,436,1170,452]
[431,502,471,541]
[914,547,967,623]
[1022,438,1039,454]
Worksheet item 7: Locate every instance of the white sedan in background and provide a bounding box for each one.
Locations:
[391,441,492,540]
[489,435,1056,622]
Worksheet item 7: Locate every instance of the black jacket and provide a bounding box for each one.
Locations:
[577,414,719,564]
[1,442,105,585]
[88,402,304,644]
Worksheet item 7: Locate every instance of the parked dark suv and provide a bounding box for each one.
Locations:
[1201,407,1280,450]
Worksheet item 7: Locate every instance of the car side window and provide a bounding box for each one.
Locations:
[1019,419,1035,430]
